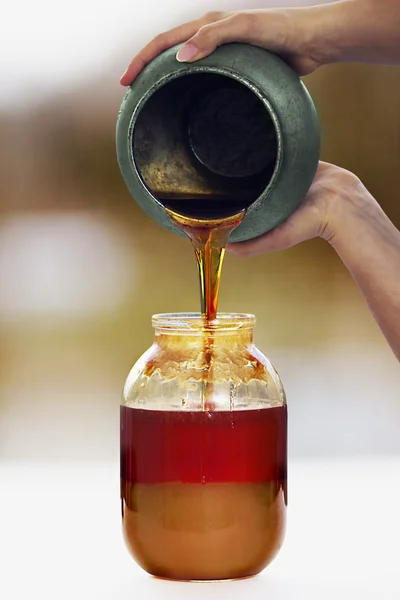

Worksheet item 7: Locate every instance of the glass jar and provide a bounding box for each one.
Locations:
[120,313,287,581]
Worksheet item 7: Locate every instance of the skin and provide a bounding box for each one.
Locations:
[120,0,400,360]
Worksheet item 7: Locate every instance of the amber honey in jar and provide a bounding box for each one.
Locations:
[120,313,287,581]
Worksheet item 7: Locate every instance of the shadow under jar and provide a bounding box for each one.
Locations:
[120,313,287,581]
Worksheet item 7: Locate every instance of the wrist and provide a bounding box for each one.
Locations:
[325,181,379,252]
[300,1,363,67]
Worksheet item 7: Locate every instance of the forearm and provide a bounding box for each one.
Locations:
[330,193,400,360]
[306,0,400,67]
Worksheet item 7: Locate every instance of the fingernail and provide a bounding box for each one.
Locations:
[176,42,199,62]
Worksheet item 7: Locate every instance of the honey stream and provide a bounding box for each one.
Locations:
[165,203,245,408]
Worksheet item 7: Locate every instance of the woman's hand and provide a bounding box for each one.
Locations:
[230,161,400,362]
[120,1,400,86]
[228,161,364,256]
[120,7,328,85]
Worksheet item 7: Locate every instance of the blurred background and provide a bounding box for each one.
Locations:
[0,0,399,463]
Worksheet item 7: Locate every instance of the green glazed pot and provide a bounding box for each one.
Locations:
[116,43,320,242]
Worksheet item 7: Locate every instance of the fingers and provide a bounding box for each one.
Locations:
[120,12,228,85]
[176,13,258,62]
[120,21,202,85]
[120,7,321,85]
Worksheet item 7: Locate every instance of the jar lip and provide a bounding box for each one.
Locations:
[152,312,256,332]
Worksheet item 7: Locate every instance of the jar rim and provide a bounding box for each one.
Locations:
[152,312,256,333]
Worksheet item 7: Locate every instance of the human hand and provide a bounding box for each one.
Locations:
[234,159,400,364]
[120,7,329,86]
[121,2,400,85]
[227,161,373,256]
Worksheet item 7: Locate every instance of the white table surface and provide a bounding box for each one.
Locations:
[1,457,399,600]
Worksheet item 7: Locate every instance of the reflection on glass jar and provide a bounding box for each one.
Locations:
[120,313,287,581]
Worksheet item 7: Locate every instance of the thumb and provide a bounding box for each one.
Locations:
[176,13,254,62]
[227,225,296,258]
[227,210,315,257]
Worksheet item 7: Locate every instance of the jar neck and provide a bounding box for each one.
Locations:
[152,313,255,347]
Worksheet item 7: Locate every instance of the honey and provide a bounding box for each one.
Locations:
[121,406,287,580]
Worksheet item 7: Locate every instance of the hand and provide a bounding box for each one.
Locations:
[228,161,372,257]
[121,2,400,85]
[229,163,400,362]
[120,8,328,86]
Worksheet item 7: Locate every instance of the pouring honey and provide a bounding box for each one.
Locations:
[115,42,320,581]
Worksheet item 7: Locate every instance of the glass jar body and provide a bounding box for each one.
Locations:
[120,314,287,581]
